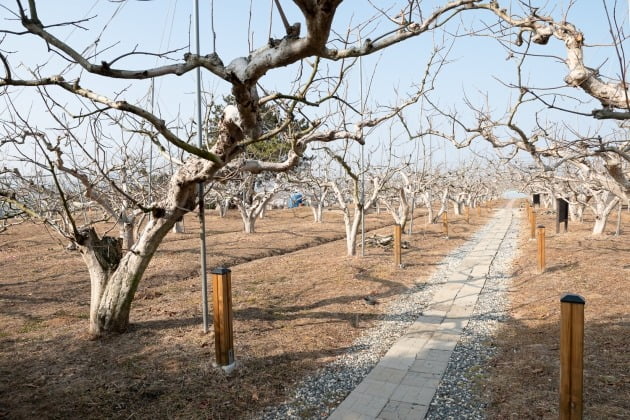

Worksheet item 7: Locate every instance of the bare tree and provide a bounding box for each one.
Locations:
[2,1,628,337]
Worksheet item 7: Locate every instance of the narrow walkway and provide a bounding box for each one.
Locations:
[328,206,515,420]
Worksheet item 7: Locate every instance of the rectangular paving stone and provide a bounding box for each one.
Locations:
[390,384,436,405]
[400,371,442,388]
[411,314,443,325]
[377,400,429,420]
[438,319,465,333]
[447,305,474,319]
[354,378,398,398]
[409,359,449,375]
[328,409,374,420]
[420,308,449,318]
[366,366,408,384]
[418,348,453,362]
[345,394,390,417]
[470,264,490,278]
[380,344,417,370]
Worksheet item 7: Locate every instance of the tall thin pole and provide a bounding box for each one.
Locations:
[194,0,209,333]
[149,78,154,203]
[359,46,365,257]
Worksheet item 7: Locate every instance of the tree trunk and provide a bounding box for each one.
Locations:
[592,216,608,235]
[121,221,134,251]
[242,213,256,233]
[172,220,185,233]
[259,204,267,219]
[345,207,362,256]
[451,199,463,216]
[218,199,229,217]
[311,204,324,223]
[79,175,196,337]
[426,201,434,224]
[79,216,175,337]
[432,190,449,223]
[591,195,619,235]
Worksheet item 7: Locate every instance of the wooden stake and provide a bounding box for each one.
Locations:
[466,206,470,224]
[537,225,545,273]
[393,224,402,267]
[530,209,536,240]
[560,294,585,420]
[212,267,234,366]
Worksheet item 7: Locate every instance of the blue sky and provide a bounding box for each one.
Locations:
[1,0,628,170]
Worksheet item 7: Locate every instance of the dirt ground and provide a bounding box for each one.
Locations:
[1,203,627,419]
[480,205,629,419]
[1,205,488,419]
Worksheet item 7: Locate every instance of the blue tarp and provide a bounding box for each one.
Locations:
[288,193,303,208]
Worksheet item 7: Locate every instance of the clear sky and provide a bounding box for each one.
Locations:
[1,0,628,170]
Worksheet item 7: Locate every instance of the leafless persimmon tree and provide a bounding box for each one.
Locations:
[2,1,628,337]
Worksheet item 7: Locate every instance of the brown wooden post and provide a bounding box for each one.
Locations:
[530,209,537,240]
[442,212,449,238]
[212,267,234,367]
[393,224,402,267]
[560,294,586,420]
[466,206,470,224]
[536,225,545,273]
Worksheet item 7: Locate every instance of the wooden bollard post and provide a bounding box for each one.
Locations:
[537,225,546,273]
[530,209,537,240]
[211,267,235,367]
[466,206,470,224]
[393,224,402,267]
[442,212,449,238]
[560,294,586,420]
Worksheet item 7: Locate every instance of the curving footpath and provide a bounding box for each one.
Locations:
[328,204,516,420]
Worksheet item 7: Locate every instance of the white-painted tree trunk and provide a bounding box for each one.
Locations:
[451,198,463,216]
[344,206,362,256]
[307,188,328,223]
[217,199,230,217]
[421,191,434,224]
[172,220,185,233]
[432,188,449,223]
[311,204,324,223]
[590,193,620,235]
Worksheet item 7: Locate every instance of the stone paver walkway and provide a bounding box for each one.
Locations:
[328,206,515,420]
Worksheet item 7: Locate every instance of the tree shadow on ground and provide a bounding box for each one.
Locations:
[480,314,628,419]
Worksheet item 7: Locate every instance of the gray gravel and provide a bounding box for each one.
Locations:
[255,209,519,420]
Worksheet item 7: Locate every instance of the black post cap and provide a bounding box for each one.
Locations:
[537,225,545,229]
[211,267,231,275]
[560,293,585,304]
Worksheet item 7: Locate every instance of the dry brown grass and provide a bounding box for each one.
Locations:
[0,205,489,419]
[480,204,629,419]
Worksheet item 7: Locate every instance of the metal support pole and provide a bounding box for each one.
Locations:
[537,225,546,273]
[408,196,416,235]
[194,0,209,333]
[560,294,585,420]
[394,224,402,267]
[212,267,235,367]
